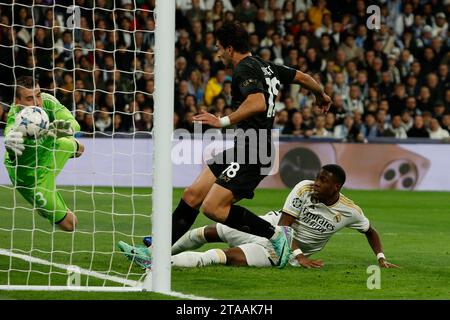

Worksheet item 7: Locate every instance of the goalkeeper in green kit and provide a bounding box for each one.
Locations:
[3,76,84,231]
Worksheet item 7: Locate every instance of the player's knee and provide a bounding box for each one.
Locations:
[224,249,248,266]
[203,225,221,242]
[182,186,203,208]
[201,200,223,222]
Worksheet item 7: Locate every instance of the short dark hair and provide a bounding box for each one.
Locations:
[15,76,36,98]
[215,21,250,54]
[322,164,346,186]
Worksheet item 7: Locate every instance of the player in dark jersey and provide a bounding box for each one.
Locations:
[118,21,331,269]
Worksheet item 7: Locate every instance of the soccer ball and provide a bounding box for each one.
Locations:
[15,106,50,139]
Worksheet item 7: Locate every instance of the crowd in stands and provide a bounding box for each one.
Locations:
[0,0,449,141]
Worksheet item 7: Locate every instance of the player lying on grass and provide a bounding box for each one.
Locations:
[3,76,84,231]
[118,164,399,269]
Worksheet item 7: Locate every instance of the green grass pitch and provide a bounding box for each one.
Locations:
[0,185,449,300]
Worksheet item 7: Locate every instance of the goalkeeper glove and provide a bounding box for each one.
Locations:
[4,129,25,156]
[45,120,74,138]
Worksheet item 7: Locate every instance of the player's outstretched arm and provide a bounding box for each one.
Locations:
[292,71,332,114]
[193,92,266,128]
[364,226,400,268]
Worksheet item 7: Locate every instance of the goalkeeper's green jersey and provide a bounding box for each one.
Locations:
[4,93,80,185]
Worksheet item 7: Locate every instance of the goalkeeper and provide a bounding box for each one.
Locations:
[3,76,84,231]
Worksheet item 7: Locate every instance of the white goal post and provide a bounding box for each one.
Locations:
[148,0,174,293]
[0,0,174,293]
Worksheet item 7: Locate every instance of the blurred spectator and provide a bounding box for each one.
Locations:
[204,69,226,106]
[205,0,234,12]
[445,89,450,111]
[360,113,379,139]
[333,114,362,142]
[433,101,447,122]
[308,0,330,31]
[344,85,364,115]
[324,112,335,134]
[187,69,205,104]
[81,113,95,134]
[95,108,112,133]
[387,54,401,84]
[333,73,349,100]
[110,113,129,132]
[331,94,347,124]
[221,80,233,107]
[389,84,407,117]
[315,11,332,38]
[437,64,449,90]
[384,115,408,139]
[135,107,153,132]
[441,114,450,133]
[432,12,448,39]
[404,96,421,117]
[175,80,190,115]
[401,110,414,132]
[417,86,433,112]
[407,115,430,138]
[428,118,450,139]
[186,0,205,24]
[301,107,315,131]
[282,110,306,136]
[340,34,364,63]
[175,56,190,83]
[235,0,258,23]
[274,109,289,132]
[395,3,414,37]
[311,114,331,138]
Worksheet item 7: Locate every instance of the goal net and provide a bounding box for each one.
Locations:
[0,1,173,292]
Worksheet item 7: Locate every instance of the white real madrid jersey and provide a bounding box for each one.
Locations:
[282,180,370,255]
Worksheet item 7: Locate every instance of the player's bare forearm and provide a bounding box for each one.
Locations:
[193,93,266,128]
[293,71,332,113]
[364,226,383,255]
[228,93,266,125]
[293,71,323,96]
[365,226,400,268]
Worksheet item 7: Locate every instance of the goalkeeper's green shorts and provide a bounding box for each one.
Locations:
[8,137,78,224]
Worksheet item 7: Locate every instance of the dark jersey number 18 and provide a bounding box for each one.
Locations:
[265,76,281,118]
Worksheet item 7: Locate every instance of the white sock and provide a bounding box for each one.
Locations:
[172,226,207,255]
[171,249,227,267]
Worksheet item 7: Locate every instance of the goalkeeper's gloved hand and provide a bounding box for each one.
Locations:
[45,120,74,138]
[4,129,25,156]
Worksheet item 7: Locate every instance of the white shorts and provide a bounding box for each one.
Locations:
[216,211,281,267]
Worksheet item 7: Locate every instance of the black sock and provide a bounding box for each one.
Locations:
[224,205,276,239]
[172,198,199,244]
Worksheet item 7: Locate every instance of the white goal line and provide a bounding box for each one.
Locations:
[0,248,141,289]
[0,248,214,299]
